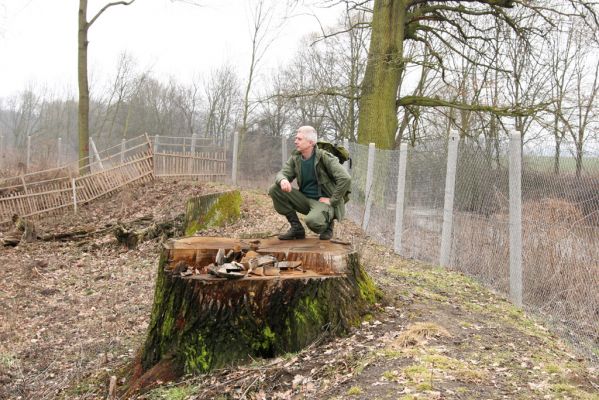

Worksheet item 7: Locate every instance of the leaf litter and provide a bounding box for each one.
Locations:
[0,180,597,399]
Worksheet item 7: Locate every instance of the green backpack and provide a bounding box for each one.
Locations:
[317,141,352,169]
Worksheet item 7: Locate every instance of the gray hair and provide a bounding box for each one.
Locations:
[297,126,318,144]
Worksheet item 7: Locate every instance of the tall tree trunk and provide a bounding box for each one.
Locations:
[575,139,583,178]
[78,0,90,174]
[357,0,405,149]
[553,116,561,175]
[77,0,137,174]
[554,138,562,175]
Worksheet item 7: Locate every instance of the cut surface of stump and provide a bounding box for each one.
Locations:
[132,236,380,391]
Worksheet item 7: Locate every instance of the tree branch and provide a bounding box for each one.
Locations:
[260,87,360,103]
[88,0,137,28]
[397,95,549,117]
[409,0,516,7]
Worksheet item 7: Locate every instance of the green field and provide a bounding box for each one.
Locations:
[523,155,599,174]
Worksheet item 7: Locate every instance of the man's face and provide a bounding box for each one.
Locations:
[294,131,313,153]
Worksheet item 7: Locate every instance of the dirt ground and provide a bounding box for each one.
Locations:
[0,180,597,400]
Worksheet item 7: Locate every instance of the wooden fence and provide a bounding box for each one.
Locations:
[152,135,227,180]
[0,134,227,225]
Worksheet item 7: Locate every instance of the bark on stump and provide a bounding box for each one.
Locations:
[133,236,380,388]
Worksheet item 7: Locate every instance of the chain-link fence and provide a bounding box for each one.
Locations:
[1,129,598,362]
[518,144,599,357]
[0,134,75,174]
[232,132,598,363]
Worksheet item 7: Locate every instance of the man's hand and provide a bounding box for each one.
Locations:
[319,197,330,205]
[280,179,292,193]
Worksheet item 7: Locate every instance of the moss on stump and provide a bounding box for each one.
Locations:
[132,237,381,390]
[184,190,241,236]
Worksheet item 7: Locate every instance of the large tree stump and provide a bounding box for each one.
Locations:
[132,237,380,389]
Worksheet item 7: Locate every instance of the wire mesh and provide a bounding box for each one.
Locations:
[235,133,286,190]
[2,129,598,362]
[450,139,510,292]
[346,137,598,362]
[345,144,401,247]
[400,140,447,263]
[520,145,599,360]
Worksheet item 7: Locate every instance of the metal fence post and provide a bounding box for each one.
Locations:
[120,138,126,164]
[72,178,78,214]
[509,130,523,306]
[191,134,197,153]
[440,130,460,267]
[89,137,104,170]
[88,137,93,167]
[343,138,350,173]
[26,135,31,172]
[189,133,197,175]
[282,136,287,166]
[231,131,239,185]
[57,137,63,167]
[394,143,408,254]
[362,142,376,231]
[154,135,160,154]
[0,135,3,168]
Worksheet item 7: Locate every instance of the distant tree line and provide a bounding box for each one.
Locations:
[1,1,599,176]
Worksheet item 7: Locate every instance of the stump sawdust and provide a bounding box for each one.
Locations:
[0,180,597,400]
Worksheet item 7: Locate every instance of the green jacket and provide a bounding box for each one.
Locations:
[275,147,352,220]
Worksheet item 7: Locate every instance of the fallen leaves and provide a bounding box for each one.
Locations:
[1,180,598,400]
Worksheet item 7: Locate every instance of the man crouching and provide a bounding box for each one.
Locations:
[268,126,351,240]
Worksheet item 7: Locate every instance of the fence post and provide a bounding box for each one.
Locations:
[57,137,62,167]
[393,143,408,254]
[26,135,31,172]
[191,134,197,153]
[231,131,239,185]
[72,178,78,214]
[282,136,287,166]
[89,137,103,170]
[88,137,93,167]
[343,139,350,172]
[154,135,160,154]
[439,130,460,267]
[189,133,197,175]
[0,134,3,168]
[362,142,376,231]
[509,130,523,306]
[120,138,126,164]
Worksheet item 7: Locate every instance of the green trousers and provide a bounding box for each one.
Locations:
[268,184,334,234]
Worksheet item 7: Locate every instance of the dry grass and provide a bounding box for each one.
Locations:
[391,322,451,348]
[448,198,599,357]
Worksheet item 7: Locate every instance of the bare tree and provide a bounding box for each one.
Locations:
[306,9,369,141]
[551,23,599,177]
[258,6,369,141]
[353,0,599,149]
[92,52,139,140]
[1,86,44,149]
[204,65,241,144]
[281,48,328,133]
[174,78,203,137]
[239,0,282,141]
[78,0,138,172]
[255,72,291,137]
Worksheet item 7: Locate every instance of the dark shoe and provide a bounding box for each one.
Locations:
[319,220,334,240]
[278,212,306,240]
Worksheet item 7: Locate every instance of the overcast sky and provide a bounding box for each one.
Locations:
[0,0,344,98]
